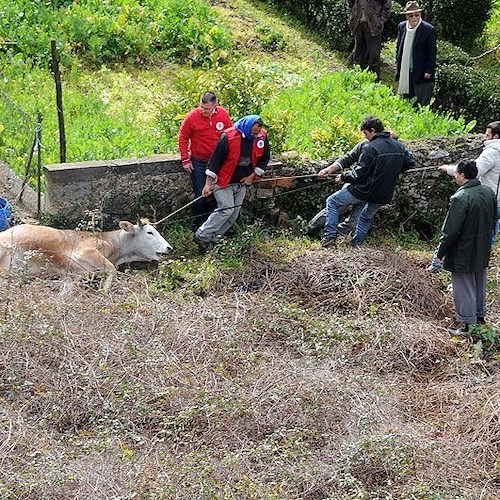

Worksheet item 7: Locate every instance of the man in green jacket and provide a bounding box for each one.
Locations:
[434,159,497,334]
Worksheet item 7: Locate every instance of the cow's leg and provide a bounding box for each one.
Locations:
[68,251,117,291]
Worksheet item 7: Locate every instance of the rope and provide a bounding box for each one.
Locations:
[255,165,439,184]
[152,195,203,226]
[154,165,439,227]
[155,179,334,226]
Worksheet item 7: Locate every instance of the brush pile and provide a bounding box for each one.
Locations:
[0,245,498,498]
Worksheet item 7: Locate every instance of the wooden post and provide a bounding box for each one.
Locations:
[51,39,66,163]
[36,113,43,217]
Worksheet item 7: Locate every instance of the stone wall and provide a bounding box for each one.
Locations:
[25,133,483,234]
[387,133,484,238]
[43,154,283,229]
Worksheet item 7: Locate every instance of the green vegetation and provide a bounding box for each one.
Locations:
[0,0,479,183]
[0,2,499,497]
[483,0,500,48]
[268,0,495,51]
[0,0,232,67]
[261,69,472,159]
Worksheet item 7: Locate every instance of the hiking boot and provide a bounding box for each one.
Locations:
[476,316,486,324]
[447,322,469,335]
[307,210,326,238]
[321,237,336,248]
[195,239,214,252]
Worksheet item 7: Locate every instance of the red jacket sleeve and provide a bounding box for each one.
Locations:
[178,112,193,165]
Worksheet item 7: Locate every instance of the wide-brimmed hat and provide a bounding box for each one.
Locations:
[402,1,422,14]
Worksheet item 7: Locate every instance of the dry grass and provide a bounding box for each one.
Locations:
[0,245,498,498]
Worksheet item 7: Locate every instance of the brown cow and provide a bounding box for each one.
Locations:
[0,219,172,288]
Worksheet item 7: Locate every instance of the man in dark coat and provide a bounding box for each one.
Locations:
[434,160,497,334]
[348,0,392,81]
[395,1,436,106]
[321,116,414,248]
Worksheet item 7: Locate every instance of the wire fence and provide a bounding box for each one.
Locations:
[0,85,43,213]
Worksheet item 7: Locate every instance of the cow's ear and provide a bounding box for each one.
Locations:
[119,221,134,233]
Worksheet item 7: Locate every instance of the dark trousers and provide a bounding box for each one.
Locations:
[451,269,487,324]
[352,22,382,81]
[190,157,215,228]
[402,77,433,107]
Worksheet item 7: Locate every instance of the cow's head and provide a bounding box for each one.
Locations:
[119,219,172,262]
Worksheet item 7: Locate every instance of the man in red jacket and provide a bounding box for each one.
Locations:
[178,92,232,226]
[195,115,270,248]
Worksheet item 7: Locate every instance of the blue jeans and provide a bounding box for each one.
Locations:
[190,157,215,227]
[325,186,382,245]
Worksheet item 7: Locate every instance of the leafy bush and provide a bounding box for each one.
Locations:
[157,60,298,150]
[0,0,233,68]
[261,69,471,160]
[149,0,232,68]
[436,40,471,66]
[481,0,500,48]
[0,0,61,65]
[429,0,494,50]
[434,63,500,130]
[469,323,500,359]
[270,0,494,53]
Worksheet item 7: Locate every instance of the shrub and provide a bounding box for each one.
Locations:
[481,0,500,48]
[0,0,233,68]
[261,68,471,160]
[150,0,232,68]
[433,63,500,130]
[429,0,494,50]
[0,0,61,65]
[269,0,494,53]
[157,60,297,149]
[436,40,471,66]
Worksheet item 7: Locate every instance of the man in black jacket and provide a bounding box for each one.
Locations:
[321,116,414,248]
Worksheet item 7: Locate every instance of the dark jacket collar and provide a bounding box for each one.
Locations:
[458,178,481,191]
[371,131,390,141]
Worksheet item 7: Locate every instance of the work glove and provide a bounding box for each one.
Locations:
[427,251,442,273]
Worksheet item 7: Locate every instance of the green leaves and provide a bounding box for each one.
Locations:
[0,0,233,68]
[261,68,469,160]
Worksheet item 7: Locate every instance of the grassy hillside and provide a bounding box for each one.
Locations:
[0,0,471,182]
